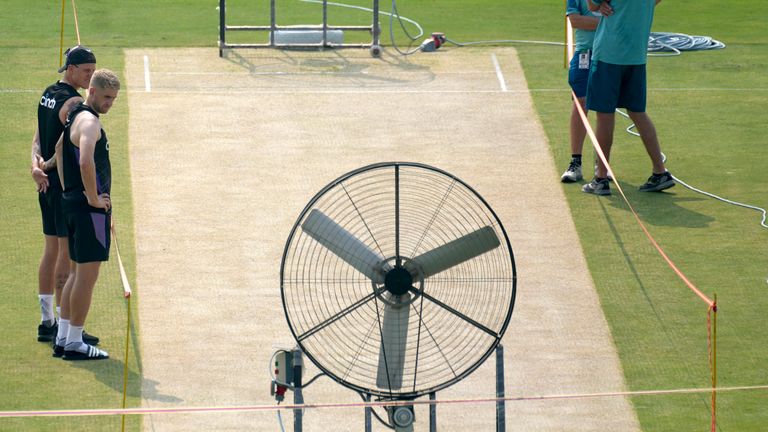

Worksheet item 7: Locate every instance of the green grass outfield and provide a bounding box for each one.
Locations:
[1,1,766,430]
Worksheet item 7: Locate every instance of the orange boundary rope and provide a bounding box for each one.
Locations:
[2,384,765,418]
[110,222,133,432]
[571,91,718,428]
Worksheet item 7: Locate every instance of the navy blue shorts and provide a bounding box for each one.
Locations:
[568,51,591,98]
[586,61,647,113]
[62,191,111,263]
[39,185,67,237]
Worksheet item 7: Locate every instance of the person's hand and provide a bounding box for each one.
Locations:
[599,0,614,16]
[31,161,49,193]
[87,192,112,212]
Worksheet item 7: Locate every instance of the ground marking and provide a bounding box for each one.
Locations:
[143,55,152,92]
[490,53,508,92]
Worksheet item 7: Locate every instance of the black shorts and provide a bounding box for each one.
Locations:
[62,191,111,263]
[39,185,67,237]
[586,61,647,113]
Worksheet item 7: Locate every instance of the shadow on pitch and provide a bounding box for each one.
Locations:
[601,180,715,228]
[221,47,434,86]
[68,357,183,403]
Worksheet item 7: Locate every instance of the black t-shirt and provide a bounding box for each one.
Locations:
[62,104,111,200]
[37,81,81,187]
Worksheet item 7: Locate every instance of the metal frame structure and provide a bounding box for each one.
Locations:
[291,345,506,431]
[218,0,381,57]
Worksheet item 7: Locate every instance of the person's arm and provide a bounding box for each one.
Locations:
[588,0,613,15]
[567,13,600,31]
[55,134,65,189]
[75,115,111,211]
[30,127,49,192]
[58,96,82,125]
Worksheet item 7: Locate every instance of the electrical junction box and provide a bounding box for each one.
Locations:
[275,350,295,385]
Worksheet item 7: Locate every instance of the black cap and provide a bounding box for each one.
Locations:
[58,45,96,73]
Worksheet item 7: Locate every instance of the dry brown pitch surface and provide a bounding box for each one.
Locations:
[124,47,639,431]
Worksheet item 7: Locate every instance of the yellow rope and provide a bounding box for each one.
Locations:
[59,0,66,68]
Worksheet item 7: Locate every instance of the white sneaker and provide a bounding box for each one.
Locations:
[561,161,583,183]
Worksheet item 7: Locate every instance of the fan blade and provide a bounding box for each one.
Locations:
[301,209,390,284]
[405,226,500,278]
[376,302,410,391]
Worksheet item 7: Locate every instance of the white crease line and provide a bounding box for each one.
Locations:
[491,53,508,92]
[159,71,507,76]
[143,55,152,92]
[127,89,521,95]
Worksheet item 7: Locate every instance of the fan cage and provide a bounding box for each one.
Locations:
[280,162,516,399]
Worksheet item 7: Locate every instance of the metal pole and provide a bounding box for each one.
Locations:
[322,0,328,48]
[365,393,372,432]
[496,344,506,432]
[429,392,437,432]
[293,350,304,432]
[218,0,226,57]
[270,0,276,47]
[372,0,380,46]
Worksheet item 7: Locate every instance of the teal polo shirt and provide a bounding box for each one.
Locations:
[591,0,657,65]
[567,0,598,53]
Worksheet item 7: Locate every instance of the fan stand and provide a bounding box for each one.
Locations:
[290,345,506,432]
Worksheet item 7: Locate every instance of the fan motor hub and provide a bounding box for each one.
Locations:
[384,266,413,296]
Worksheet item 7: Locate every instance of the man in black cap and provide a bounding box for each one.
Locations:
[31,45,100,347]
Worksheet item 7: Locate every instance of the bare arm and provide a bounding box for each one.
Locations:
[567,14,600,31]
[31,127,48,192]
[55,134,65,189]
[588,0,613,15]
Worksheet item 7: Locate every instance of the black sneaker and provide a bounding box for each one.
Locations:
[37,321,58,342]
[62,343,109,361]
[561,161,583,183]
[639,171,675,192]
[582,177,611,196]
[82,330,100,346]
[52,343,65,358]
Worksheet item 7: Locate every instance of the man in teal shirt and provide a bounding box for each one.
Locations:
[582,0,674,195]
[561,0,600,183]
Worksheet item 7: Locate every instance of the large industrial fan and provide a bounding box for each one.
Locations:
[280,162,516,430]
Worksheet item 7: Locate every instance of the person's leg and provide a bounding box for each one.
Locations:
[54,237,70,309]
[570,97,588,156]
[38,235,58,312]
[594,111,615,179]
[627,111,666,174]
[68,261,100,328]
[562,97,588,182]
[52,264,75,356]
[63,261,108,360]
[37,233,59,341]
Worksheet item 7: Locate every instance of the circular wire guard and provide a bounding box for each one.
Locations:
[280,162,516,399]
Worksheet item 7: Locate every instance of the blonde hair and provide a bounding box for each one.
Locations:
[90,69,121,90]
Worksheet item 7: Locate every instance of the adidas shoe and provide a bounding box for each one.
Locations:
[582,177,611,196]
[37,321,58,342]
[62,343,109,361]
[561,161,583,183]
[639,171,675,192]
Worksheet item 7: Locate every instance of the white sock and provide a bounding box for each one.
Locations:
[39,295,55,323]
[56,319,70,346]
[65,324,84,349]
[56,306,61,322]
